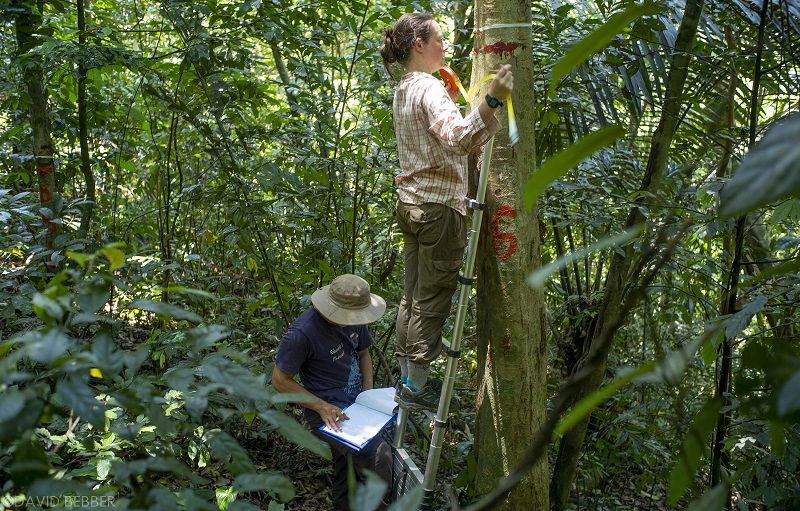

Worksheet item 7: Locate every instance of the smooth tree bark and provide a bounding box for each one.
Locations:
[470,0,548,509]
[549,0,706,508]
[77,0,96,237]
[14,0,58,248]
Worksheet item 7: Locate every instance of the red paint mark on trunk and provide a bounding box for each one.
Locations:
[37,164,57,243]
[475,42,523,58]
[38,165,53,206]
[492,205,518,261]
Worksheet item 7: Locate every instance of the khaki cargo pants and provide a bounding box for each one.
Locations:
[395,201,467,365]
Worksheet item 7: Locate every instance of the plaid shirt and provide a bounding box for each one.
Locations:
[393,71,500,215]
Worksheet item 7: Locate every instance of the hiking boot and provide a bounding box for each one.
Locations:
[395,379,443,411]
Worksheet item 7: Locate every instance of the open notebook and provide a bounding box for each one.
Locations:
[319,387,397,451]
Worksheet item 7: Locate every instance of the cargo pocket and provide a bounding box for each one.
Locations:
[414,203,443,224]
[432,258,463,290]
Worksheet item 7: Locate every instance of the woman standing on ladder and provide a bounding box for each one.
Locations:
[379,12,513,410]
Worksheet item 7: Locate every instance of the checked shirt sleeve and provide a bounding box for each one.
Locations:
[423,82,500,155]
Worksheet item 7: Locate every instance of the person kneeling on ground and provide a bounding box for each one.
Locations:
[271,274,392,511]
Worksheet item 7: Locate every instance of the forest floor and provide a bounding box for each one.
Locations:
[0,279,679,511]
[250,410,678,511]
[118,322,679,510]
[250,393,677,511]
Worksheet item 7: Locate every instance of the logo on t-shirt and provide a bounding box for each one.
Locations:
[330,343,344,362]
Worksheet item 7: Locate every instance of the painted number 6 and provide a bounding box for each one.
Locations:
[491,205,518,261]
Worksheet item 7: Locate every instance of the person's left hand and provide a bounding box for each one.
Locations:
[488,64,513,100]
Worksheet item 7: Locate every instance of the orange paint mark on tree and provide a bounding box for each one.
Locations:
[492,205,517,261]
[37,164,57,242]
[38,165,53,206]
[475,42,523,58]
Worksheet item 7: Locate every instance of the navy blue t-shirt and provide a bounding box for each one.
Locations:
[275,308,373,418]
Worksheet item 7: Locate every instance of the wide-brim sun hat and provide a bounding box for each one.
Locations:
[311,274,386,326]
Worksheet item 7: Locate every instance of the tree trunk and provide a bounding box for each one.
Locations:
[710,0,770,499]
[549,1,705,508]
[471,0,548,509]
[14,0,58,248]
[77,0,95,238]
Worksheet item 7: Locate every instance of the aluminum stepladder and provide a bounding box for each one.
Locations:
[393,136,496,511]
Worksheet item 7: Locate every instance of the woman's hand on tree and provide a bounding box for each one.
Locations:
[489,64,514,99]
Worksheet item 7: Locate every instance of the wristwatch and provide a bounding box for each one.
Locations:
[485,94,504,108]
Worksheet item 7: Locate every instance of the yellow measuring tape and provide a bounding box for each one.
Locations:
[439,66,519,145]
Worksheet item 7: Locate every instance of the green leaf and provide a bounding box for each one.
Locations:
[56,378,106,428]
[216,486,237,510]
[202,355,266,401]
[77,277,112,314]
[27,329,71,364]
[178,489,219,511]
[32,293,64,323]
[351,470,388,511]
[0,390,26,422]
[259,409,331,460]
[10,438,50,486]
[124,345,150,376]
[702,330,721,366]
[27,479,92,498]
[185,392,209,419]
[639,323,723,385]
[91,331,125,376]
[145,402,177,437]
[720,112,800,218]
[555,362,655,437]
[0,341,13,359]
[548,3,663,96]
[454,451,477,488]
[66,250,94,267]
[668,397,723,505]
[269,391,318,406]
[188,324,230,353]
[777,370,800,417]
[162,286,218,300]
[128,299,203,323]
[527,225,642,288]
[724,295,767,339]
[229,502,262,511]
[165,364,195,392]
[114,456,208,484]
[234,472,295,502]
[0,397,43,445]
[387,486,422,511]
[522,125,625,209]
[686,483,727,511]
[97,458,112,479]
[101,246,126,271]
[768,422,786,458]
[207,429,256,475]
[745,256,800,286]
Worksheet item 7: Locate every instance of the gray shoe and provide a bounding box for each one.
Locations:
[395,379,443,411]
